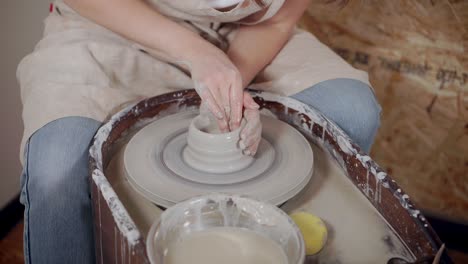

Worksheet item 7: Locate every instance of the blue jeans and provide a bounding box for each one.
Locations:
[20,117,101,264]
[292,78,381,153]
[19,78,380,263]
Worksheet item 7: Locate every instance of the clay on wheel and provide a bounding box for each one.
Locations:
[124,110,314,207]
[183,115,254,174]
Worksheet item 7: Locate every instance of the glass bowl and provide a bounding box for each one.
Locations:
[146,193,305,264]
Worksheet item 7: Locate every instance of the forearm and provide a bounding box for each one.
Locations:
[227,0,310,88]
[227,22,293,88]
[64,0,218,65]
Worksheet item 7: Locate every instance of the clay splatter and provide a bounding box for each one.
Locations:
[92,169,141,245]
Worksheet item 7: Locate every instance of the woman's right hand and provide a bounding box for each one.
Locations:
[186,47,244,133]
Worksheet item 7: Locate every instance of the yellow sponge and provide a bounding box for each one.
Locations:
[290,212,328,255]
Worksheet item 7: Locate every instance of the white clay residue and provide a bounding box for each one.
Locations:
[90,103,137,171]
[92,169,141,245]
[337,135,356,155]
[377,172,387,180]
[356,153,372,164]
[396,194,420,218]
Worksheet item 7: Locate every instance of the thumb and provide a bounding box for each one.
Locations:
[243,92,259,110]
[243,108,258,122]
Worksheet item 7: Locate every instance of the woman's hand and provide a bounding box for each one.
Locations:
[188,48,244,133]
[199,91,262,156]
[239,92,261,156]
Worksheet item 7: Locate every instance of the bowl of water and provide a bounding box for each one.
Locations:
[147,193,305,264]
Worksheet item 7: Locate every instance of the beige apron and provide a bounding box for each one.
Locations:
[17,0,369,161]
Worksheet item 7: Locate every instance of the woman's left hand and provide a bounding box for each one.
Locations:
[200,92,261,156]
[239,92,262,156]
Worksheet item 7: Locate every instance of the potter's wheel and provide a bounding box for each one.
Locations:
[124,110,313,208]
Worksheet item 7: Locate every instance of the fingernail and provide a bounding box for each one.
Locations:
[244,150,251,156]
[216,112,224,119]
[239,140,246,150]
[252,102,260,109]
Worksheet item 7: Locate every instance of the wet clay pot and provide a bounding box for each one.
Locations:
[183,115,253,174]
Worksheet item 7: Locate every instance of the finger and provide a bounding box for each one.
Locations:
[216,116,229,133]
[200,101,228,132]
[243,92,260,110]
[221,84,231,126]
[195,82,224,120]
[240,110,261,146]
[209,84,232,132]
[229,74,243,130]
[240,107,262,151]
[242,127,261,156]
[203,94,224,120]
[242,108,261,131]
[240,121,261,147]
[245,138,261,156]
[208,83,226,119]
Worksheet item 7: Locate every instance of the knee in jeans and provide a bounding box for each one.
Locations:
[339,81,381,137]
[291,78,381,151]
[24,117,101,201]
